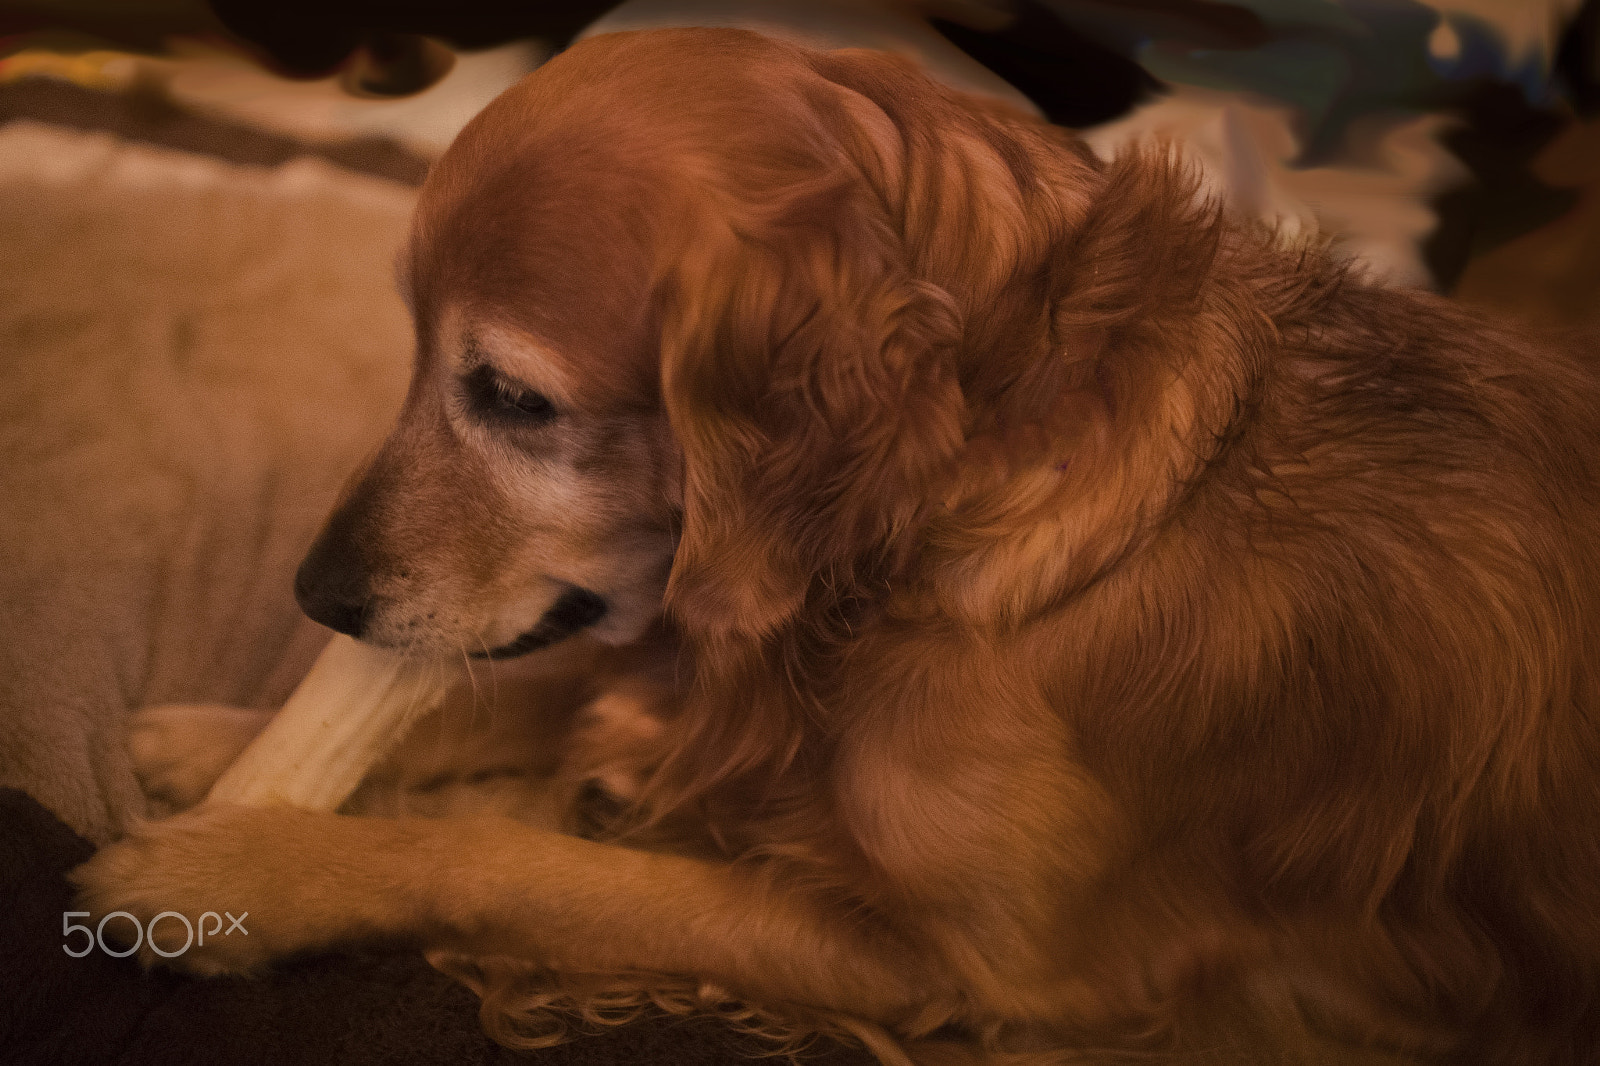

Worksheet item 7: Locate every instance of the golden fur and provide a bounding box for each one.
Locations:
[77,29,1600,1064]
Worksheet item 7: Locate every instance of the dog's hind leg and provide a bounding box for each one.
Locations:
[128,703,274,812]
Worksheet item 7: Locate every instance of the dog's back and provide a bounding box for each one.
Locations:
[1060,267,1600,1060]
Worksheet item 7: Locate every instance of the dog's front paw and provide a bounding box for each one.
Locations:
[128,703,274,812]
[69,805,359,976]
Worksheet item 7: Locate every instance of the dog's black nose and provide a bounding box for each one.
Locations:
[294,535,372,638]
[295,571,368,637]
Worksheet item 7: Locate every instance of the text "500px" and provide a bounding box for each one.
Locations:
[63,910,247,958]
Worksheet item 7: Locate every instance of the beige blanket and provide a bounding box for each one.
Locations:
[0,119,416,842]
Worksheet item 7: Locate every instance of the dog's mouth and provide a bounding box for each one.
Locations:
[472,587,608,659]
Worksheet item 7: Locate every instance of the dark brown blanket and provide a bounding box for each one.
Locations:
[0,788,872,1066]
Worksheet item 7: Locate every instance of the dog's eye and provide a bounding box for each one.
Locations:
[464,365,555,423]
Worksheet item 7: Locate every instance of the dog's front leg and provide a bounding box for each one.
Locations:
[433,818,938,1021]
[72,806,935,1022]
[71,806,442,975]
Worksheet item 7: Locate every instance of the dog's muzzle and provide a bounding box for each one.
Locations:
[472,587,609,659]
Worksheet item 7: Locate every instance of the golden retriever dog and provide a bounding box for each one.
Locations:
[75,27,1600,1065]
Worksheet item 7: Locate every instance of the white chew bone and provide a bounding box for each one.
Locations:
[205,634,457,810]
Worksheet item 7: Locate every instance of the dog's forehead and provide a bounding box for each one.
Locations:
[407,130,673,408]
[403,29,846,408]
[412,27,833,255]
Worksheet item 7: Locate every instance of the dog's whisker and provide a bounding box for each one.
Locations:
[457,642,485,750]
[471,631,501,732]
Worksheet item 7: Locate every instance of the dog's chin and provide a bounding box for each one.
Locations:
[472,586,610,660]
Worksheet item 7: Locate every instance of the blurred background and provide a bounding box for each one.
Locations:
[2,0,1598,313]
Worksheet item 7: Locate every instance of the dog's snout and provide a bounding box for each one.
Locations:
[295,513,375,639]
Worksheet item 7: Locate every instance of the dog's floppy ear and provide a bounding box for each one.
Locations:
[659,173,965,642]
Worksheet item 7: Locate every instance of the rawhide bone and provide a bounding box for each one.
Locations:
[206,634,457,810]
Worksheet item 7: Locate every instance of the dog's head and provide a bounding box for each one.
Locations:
[295,28,1101,657]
